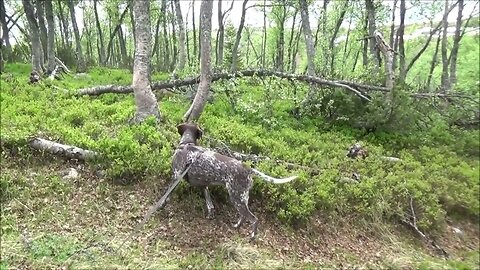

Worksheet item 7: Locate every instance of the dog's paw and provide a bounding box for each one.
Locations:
[206,212,215,220]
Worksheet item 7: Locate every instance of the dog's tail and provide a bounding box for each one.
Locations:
[251,168,297,184]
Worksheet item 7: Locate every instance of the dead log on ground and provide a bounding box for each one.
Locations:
[76,69,383,101]
[29,137,97,160]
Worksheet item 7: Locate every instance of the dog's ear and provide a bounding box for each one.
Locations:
[195,126,203,140]
[177,123,187,135]
[177,123,203,140]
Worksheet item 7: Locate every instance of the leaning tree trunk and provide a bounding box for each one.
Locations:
[328,0,348,74]
[375,31,394,90]
[174,0,186,72]
[449,0,464,86]
[132,0,161,123]
[44,0,56,73]
[118,27,129,68]
[22,0,44,74]
[230,0,248,72]
[183,0,213,122]
[427,33,442,90]
[67,0,86,72]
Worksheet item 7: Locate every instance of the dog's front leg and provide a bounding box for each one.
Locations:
[204,187,215,219]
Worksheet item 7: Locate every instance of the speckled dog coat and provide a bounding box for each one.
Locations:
[172,123,297,239]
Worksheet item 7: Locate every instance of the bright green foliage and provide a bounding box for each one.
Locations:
[1,63,478,235]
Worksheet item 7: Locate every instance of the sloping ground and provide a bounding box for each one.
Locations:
[1,153,478,269]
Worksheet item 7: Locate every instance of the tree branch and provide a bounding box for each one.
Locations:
[76,69,379,101]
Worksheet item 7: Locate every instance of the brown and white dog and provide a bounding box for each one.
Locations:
[172,123,297,239]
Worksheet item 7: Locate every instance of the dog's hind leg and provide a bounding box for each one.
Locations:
[204,187,215,219]
[229,188,258,239]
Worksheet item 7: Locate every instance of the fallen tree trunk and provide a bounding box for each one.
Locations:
[76,69,383,101]
[29,137,97,160]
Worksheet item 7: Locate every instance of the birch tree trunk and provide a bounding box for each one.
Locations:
[161,0,170,71]
[132,0,161,123]
[67,0,86,72]
[398,0,406,81]
[362,13,369,67]
[174,0,186,71]
[262,0,267,68]
[365,0,380,68]
[192,0,197,65]
[93,0,105,65]
[300,0,316,77]
[118,27,129,68]
[170,0,178,71]
[328,0,349,74]
[230,0,248,72]
[0,0,12,61]
[44,0,56,73]
[36,0,48,61]
[299,0,318,107]
[449,0,464,86]
[104,4,130,66]
[389,0,398,49]
[286,8,298,72]
[275,3,286,72]
[184,0,213,122]
[215,0,232,68]
[57,0,71,49]
[440,0,451,93]
[427,33,442,90]
[375,31,394,90]
[22,0,44,74]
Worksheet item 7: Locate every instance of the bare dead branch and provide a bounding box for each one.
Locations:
[400,196,449,258]
[76,69,377,101]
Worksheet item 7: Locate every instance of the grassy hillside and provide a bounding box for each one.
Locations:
[1,63,479,269]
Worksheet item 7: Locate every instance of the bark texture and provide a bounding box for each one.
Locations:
[93,0,105,65]
[449,0,464,86]
[440,0,451,92]
[174,0,186,71]
[132,0,161,123]
[398,0,406,81]
[30,137,97,160]
[45,0,56,73]
[67,0,86,72]
[230,0,249,71]
[22,0,44,73]
[299,0,318,107]
[184,0,213,122]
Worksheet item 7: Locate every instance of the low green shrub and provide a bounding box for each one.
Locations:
[1,63,478,233]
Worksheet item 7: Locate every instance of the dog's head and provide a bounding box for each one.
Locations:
[346,143,368,159]
[177,123,203,144]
